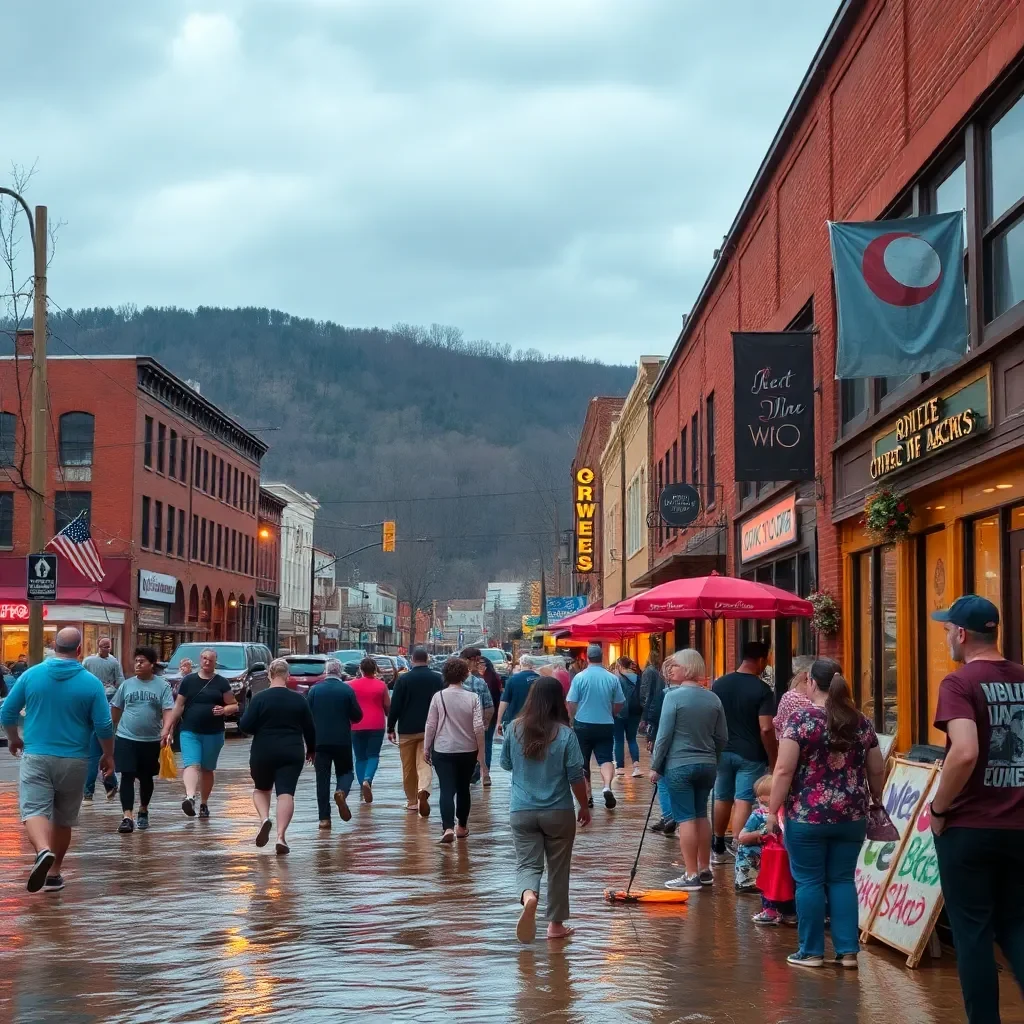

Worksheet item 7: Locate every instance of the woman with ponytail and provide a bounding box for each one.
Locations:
[766,658,884,971]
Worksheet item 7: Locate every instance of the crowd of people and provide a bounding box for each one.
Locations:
[2,597,1024,1021]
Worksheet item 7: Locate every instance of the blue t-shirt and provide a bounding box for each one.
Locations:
[501,670,539,725]
[567,665,625,726]
[112,676,174,742]
[500,722,586,811]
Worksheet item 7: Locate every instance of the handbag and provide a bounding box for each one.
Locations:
[757,833,796,902]
[865,802,900,842]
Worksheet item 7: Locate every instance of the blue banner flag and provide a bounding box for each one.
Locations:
[829,212,968,378]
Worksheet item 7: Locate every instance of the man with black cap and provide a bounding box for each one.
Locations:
[566,644,624,809]
[930,595,1024,1024]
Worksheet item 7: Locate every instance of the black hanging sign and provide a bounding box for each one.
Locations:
[732,331,816,482]
[659,484,701,528]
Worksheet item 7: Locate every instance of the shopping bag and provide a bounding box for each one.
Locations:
[159,743,178,780]
[865,803,900,842]
[757,833,796,902]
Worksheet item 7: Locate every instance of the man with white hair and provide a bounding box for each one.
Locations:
[497,654,540,736]
[1,627,113,892]
[307,658,363,828]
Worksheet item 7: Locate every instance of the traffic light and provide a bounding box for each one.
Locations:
[382,520,396,552]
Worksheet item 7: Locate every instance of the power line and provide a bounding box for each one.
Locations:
[313,488,562,505]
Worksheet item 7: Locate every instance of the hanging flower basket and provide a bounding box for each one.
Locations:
[865,487,914,544]
[808,590,840,637]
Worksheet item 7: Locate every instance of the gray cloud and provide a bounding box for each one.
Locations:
[6,0,840,361]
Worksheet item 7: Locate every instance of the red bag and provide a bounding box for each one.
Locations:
[757,833,796,902]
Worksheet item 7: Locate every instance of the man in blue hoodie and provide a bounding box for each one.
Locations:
[0,627,113,893]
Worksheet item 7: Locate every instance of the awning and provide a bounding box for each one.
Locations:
[0,587,131,609]
[630,554,724,590]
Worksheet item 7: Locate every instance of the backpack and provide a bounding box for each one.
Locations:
[619,673,641,717]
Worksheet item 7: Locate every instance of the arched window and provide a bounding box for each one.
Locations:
[0,412,15,467]
[59,412,94,466]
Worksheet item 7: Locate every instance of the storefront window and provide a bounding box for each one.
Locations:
[83,623,122,659]
[881,545,898,736]
[855,551,874,725]
[973,515,1002,622]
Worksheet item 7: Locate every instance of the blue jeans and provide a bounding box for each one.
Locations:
[484,720,496,769]
[84,733,117,796]
[785,818,867,958]
[352,729,385,784]
[664,762,716,823]
[614,714,641,768]
[657,778,673,820]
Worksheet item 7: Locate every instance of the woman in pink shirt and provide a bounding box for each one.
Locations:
[349,658,391,803]
[773,656,815,740]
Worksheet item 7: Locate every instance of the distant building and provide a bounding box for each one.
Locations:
[261,483,319,653]
[256,487,285,650]
[445,599,485,646]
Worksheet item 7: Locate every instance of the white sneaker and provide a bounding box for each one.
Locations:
[710,848,734,865]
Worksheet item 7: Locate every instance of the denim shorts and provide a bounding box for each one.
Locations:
[179,730,226,771]
[573,722,614,766]
[665,763,716,823]
[714,751,768,803]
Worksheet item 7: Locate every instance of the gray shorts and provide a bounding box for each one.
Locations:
[20,754,89,828]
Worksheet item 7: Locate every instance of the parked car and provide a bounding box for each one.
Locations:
[480,648,512,678]
[372,654,398,687]
[164,642,273,731]
[283,654,332,695]
[334,649,367,666]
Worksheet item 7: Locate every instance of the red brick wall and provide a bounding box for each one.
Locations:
[650,0,1024,666]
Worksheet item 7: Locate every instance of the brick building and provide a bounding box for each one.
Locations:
[256,486,284,649]
[647,0,1024,750]
[570,396,625,606]
[0,352,267,668]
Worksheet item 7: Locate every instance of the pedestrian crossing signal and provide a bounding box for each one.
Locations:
[382,521,396,552]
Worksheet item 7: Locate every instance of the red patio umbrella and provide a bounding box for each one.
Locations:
[619,572,812,620]
[557,607,674,640]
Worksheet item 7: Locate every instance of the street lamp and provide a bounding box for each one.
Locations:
[0,189,48,665]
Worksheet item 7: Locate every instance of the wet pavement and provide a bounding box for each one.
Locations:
[0,736,1020,1024]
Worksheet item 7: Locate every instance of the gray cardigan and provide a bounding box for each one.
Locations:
[650,684,728,774]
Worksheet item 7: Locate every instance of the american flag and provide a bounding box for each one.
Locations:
[47,511,105,584]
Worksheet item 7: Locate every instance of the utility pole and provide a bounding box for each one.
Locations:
[28,206,47,665]
[307,541,316,654]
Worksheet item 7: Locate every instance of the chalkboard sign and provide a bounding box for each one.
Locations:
[732,331,816,482]
[854,759,935,929]
[867,770,945,967]
[659,484,701,527]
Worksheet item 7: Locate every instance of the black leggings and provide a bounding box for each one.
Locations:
[432,750,478,832]
[120,772,154,813]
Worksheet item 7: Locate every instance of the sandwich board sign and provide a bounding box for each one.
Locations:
[855,758,936,929]
[26,553,58,602]
[865,769,945,967]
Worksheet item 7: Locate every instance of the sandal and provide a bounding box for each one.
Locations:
[440,829,455,844]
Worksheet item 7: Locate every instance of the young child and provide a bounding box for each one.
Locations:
[735,774,797,925]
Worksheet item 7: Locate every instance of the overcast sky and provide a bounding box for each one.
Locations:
[7,1,840,364]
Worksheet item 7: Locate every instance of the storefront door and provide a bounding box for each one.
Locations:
[1008,531,1024,664]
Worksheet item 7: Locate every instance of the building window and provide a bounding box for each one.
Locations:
[194,446,202,488]
[144,416,153,468]
[0,492,12,547]
[973,515,1002,620]
[180,439,188,483]
[166,503,175,554]
[192,514,199,560]
[200,518,207,563]
[706,393,716,501]
[202,450,209,492]
[231,529,237,570]
[59,412,94,466]
[141,497,151,548]
[54,491,91,535]
[987,93,1024,320]
[841,378,869,433]
[679,427,687,487]
[169,430,178,478]
[0,411,15,467]
[853,545,898,737]
[246,476,252,514]
[691,413,699,486]
[656,461,663,547]
[216,524,223,567]
[178,509,185,558]
[219,459,225,501]
[157,423,166,473]
[626,469,646,560]
[233,467,239,507]
[154,501,163,552]
[853,550,874,724]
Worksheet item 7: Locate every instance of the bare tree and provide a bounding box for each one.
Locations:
[386,540,442,650]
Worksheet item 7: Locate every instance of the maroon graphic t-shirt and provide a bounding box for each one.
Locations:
[934,658,1024,829]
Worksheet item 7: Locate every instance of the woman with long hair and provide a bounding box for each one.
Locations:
[423,658,485,844]
[613,656,644,778]
[239,659,316,854]
[772,655,815,740]
[766,659,885,970]
[649,649,727,891]
[501,675,591,942]
[349,657,391,804]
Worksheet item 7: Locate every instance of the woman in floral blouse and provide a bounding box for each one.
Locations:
[766,658,884,971]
